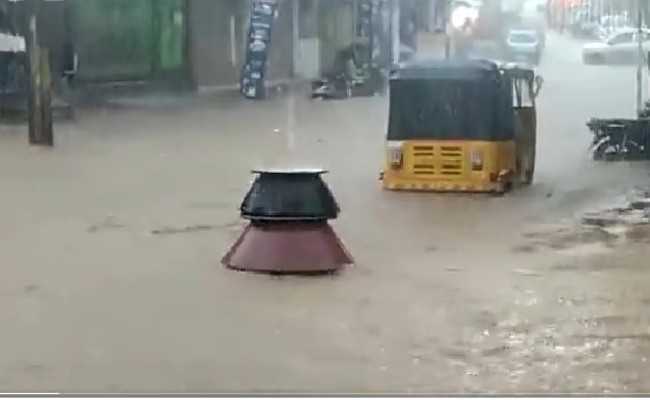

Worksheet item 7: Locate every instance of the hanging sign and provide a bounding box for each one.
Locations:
[240,0,278,100]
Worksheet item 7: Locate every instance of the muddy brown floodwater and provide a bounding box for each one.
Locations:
[1,32,650,394]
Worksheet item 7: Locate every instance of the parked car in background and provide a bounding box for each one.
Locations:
[569,7,592,35]
[574,20,604,39]
[600,14,632,36]
[506,29,542,65]
[583,28,650,65]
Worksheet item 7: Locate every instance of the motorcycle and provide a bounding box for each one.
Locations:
[587,117,648,161]
[311,73,359,100]
[311,66,386,100]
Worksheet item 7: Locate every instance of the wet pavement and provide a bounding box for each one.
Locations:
[1,32,650,394]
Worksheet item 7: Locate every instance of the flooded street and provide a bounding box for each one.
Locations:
[1,32,650,393]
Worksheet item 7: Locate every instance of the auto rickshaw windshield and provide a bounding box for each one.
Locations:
[387,78,513,141]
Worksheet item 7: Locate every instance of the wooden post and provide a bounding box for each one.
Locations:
[39,49,53,146]
[25,0,52,147]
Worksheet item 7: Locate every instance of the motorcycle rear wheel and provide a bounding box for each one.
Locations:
[591,141,614,161]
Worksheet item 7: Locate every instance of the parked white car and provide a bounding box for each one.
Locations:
[600,14,632,36]
[0,32,25,53]
[583,28,650,65]
[506,29,542,65]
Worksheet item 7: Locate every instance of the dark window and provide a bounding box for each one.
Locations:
[508,33,537,44]
[388,78,510,141]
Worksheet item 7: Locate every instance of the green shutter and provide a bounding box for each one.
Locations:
[156,0,185,72]
[71,0,154,81]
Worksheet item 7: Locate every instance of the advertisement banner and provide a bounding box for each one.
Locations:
[240,0,278,100]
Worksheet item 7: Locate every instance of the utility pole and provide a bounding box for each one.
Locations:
[444,0,451,59]
[24,0,53,147]
[390,0,400,66]
[636,0,644,115]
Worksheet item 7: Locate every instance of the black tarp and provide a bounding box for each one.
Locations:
[241,172,340,221]
[387,77,513,141]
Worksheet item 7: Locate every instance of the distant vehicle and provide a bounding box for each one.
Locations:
[600,14,632,36]
[583,28,650,65]
[569,7,592,34]
[506,29,542,64]
[575,21,605,39]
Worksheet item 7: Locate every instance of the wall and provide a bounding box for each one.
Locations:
[266,0,295,81]
[188,0,295,90]
[188,0,243,88]
[317,0,355,72]
[295,0,320,78]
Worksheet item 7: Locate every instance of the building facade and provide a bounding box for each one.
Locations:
[29,0,429,92]
[66,0,188,84]
[188,0,296,91]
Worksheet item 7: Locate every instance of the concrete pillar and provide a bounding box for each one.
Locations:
[292,0,300,76]
[391,0,400,64]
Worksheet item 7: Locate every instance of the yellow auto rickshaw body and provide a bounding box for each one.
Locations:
[381,59,542,194]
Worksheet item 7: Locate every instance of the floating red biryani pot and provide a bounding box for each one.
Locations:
[222,167,354,274]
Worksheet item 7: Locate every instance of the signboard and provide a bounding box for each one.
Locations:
[240,0,278,100]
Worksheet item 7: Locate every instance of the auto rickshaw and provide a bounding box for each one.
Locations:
[380,59,543,193]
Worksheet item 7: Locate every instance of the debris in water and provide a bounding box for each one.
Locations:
[24,284,40,294]
[630,198,650,210]
[513,268,541,277]
[512,244,538,253]
[151,224,224,235]
[582,213,619,227]
[88,216,126,233]
[552,264,578,272]
[424,245,438,253]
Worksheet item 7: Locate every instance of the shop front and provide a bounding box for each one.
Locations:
[68,0,188,83]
